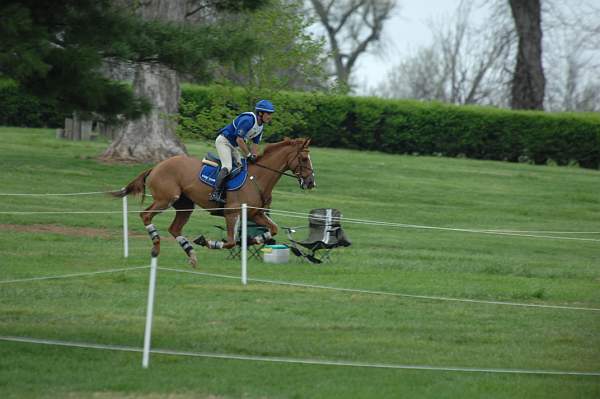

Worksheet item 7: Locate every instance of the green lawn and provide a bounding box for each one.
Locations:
[1,127,599,398]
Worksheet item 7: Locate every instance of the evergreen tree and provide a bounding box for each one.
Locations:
[0,0,259,121]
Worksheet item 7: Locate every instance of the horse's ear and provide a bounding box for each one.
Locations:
[303,137,311,147]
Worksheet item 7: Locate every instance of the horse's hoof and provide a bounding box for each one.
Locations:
[188,251,198,268]
[193,235,207,247]
[151,247,159,258]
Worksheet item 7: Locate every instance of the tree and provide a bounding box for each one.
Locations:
[377,47,445,101]
[509,0,545,110]
[0,0,150,119]
[101,0,189,162]
[545,37,600,112]
[102,0,324,162]
[376,0,600,112]
[1,0,267,162]
[215,0,327,92]
[378,0,514,107]
[436,1,513,105]
[102,0,271,162]
[103,0,326,162]
[543,0,600,112]
[176,0,328,142]
[308,0,396,91]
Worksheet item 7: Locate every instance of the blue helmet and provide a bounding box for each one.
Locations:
[255,99,275,113]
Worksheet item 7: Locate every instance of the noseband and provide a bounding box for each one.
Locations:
[290,148,313,187]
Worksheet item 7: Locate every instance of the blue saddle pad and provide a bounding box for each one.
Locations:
[198,160,248,191]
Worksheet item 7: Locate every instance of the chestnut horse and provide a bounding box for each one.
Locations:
[113,138,315,267]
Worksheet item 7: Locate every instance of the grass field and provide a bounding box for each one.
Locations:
[1,127,599,398]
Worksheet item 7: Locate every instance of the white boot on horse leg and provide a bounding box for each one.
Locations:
[145,223,161,257]
[176,236,198,268]
[141,200,169,257]
[252,230,273,245]
[168,205,196,267]
[193,235,225,250]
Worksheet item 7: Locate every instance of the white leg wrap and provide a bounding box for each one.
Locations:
[145,224,159,241]
[176,235,193,255]
[233,216,240,243]
[208,240,224,249]
[254,231,272,244]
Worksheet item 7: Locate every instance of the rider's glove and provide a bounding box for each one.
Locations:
[247,153,257,163]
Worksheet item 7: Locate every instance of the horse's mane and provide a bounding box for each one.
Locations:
[261,137,307,157]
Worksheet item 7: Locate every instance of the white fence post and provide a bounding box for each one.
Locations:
[142,256,158,368]
[241,203,248,285]
[122,190,128,258]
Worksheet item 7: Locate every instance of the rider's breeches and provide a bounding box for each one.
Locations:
[215,135,241,172]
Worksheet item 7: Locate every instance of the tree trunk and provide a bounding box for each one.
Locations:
[101,62,186,162]
[101,0,187,162]
[509,0,545,110]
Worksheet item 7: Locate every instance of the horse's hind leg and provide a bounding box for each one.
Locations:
[221,212,240,249]
[194,212,239,250]
[141,200,170,257]
[168,196,198,268]
[251,211,278,244]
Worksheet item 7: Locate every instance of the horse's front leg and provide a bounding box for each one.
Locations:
[168,205,197,268]
[250,211,278,244]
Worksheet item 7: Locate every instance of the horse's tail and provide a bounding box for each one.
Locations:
[111,168,153,202]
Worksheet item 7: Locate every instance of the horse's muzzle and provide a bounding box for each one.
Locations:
[300,174,316,190]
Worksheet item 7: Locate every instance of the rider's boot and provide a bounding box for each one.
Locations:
[208,167,229,205]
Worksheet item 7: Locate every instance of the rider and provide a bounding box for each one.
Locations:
[208,99,275,204]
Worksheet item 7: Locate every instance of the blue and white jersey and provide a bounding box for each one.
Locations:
[219,112,264,147]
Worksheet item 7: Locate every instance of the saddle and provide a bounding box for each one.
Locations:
[198,152,248,191]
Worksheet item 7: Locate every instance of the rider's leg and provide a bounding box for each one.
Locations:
[209,166,229,204]
[215,135,234,172]
[209,136,234,204]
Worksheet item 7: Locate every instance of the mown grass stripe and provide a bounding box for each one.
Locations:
[158,267,600,312]
[2,336,599,377]
[0,266,150,284]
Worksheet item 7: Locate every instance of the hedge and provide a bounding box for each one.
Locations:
[3,79,600,169]
[0,79,64,128]
[180,85,600,169]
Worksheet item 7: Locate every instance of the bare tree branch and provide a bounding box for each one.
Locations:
[377,0,514,107]
[309,0,396,90]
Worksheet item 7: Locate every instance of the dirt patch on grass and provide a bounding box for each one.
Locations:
[0,224,144,238]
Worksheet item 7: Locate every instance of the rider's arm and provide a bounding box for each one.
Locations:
[250,142,259,157]
[234,116,254,157]
[236,136,252,157]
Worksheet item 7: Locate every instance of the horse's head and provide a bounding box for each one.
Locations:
[287,138,315,190]
[259,137,316,189]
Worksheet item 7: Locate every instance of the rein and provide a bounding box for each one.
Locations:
[253,162,297,179]
[253,140,313,181]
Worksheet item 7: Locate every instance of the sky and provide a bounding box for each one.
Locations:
[305,1,502,94]
[322,0,597,95]
[352,1,460,93]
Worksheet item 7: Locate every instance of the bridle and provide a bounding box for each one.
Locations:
[254,141,314,185]
[289,146,314,188]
